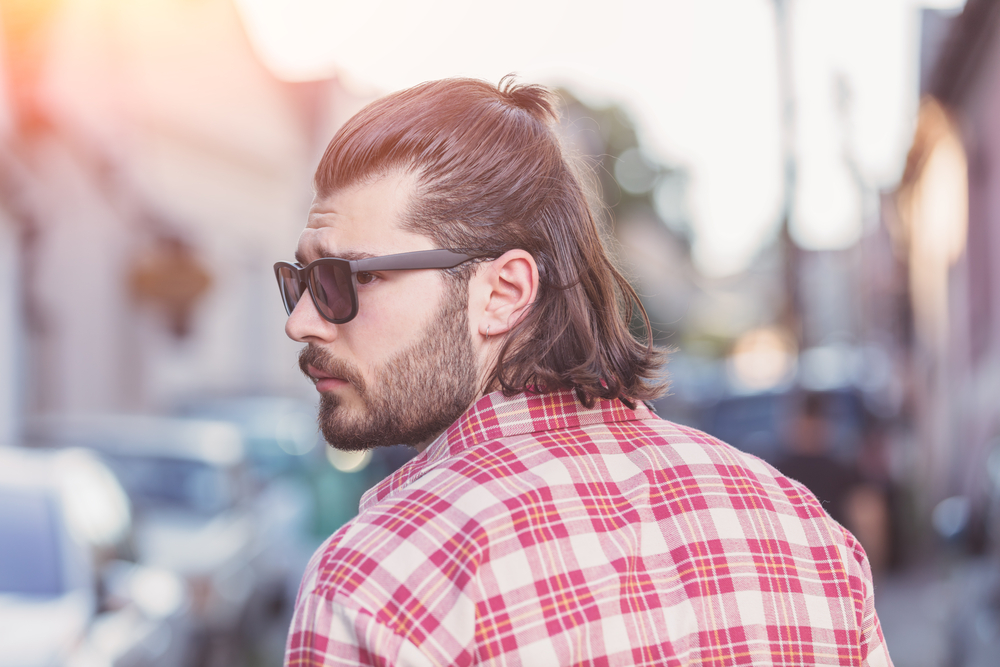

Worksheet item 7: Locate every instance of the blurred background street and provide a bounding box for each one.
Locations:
[0,0,998,665]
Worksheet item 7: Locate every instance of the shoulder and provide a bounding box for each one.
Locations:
[289,444,527,663]
[298,439,527,607]
[301,414,865,604]
[293,417,876,662]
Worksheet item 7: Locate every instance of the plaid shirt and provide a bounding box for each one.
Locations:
[285,390,893,666]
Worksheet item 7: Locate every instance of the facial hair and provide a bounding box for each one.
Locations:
[299,280,479,451]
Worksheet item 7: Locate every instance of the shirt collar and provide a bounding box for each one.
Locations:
[359,388,653,513]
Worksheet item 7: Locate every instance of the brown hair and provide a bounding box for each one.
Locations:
[314,77,668,407]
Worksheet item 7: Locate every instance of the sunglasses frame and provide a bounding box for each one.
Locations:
[274,248,482,324]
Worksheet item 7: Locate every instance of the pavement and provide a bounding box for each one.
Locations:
[876,556,1000,667]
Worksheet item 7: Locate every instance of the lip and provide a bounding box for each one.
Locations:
[307,365,350,392]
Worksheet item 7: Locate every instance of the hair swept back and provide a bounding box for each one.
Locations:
[314,76,668,408]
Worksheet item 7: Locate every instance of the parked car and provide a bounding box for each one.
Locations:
[0,446,189,667]
[690,387,869,465]
[175,396,321,481]
[174,396,324,627]
[25,414,285,662]
[176,396,417,540]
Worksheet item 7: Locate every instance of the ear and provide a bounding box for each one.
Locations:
[469,249,539,337]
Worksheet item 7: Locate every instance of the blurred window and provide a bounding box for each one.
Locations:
[0,489,63,596]
[102,456,233,514]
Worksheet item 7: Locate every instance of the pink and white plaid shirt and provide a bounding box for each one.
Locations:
[285,389,893,666]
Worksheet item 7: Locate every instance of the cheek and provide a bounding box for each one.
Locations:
[345,275,447,359]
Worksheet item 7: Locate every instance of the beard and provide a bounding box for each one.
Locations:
[299,280,479,451]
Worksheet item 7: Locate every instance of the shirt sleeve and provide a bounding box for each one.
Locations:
[284,591,438,667]
[857,548,894,667]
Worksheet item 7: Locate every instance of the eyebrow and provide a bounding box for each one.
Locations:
[293,248,377,265]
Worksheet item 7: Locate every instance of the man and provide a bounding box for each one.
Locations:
[277,77,892,666]
[777,392,890,572]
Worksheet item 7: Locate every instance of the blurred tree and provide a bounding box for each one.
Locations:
[555,89,695,346]
[556,89,691,245]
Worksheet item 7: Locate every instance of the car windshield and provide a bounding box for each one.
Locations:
[102,455,233,514]
[0,489,63,596]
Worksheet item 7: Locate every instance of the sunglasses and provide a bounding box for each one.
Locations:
[274,249,482,324]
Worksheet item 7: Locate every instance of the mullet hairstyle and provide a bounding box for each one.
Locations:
[314,76,668,408]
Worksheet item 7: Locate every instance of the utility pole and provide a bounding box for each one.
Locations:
[773,0,802,346]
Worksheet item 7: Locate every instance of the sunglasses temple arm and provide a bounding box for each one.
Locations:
[351,249,477,272]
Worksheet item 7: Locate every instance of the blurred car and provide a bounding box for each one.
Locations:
[695,391,793,464]
[0,446,188,667]
[176,395,417,540]
[693,387,869,465]
[168,396,418,663]
[24,414,284,660]
[175,396,321,481]
[173,396,324,626]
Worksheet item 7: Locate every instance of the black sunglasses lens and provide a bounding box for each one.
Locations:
[276,265,304,315]
[310,262,354,322]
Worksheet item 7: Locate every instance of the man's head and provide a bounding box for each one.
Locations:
[282,77,666,450]
[789,391,834,456]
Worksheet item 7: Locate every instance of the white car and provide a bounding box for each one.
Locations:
[0,446,188,667]
[26,414,291,662]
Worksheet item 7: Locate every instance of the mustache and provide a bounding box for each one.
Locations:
[298,345,366,393]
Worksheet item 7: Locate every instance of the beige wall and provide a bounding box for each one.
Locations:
[9,0,373,416]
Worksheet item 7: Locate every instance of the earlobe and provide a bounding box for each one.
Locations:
[475,249,539,337]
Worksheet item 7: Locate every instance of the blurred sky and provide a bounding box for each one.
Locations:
[235,0,965,276]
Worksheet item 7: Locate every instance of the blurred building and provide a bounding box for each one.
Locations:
[891,0,1000,536]
[0,0,374,439]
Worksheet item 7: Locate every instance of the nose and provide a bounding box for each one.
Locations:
[285,290,338,344]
